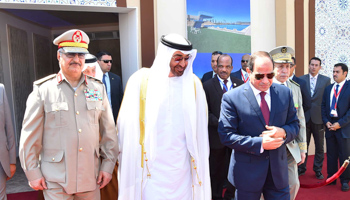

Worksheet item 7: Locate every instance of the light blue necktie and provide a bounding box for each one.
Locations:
[103,74,107,89]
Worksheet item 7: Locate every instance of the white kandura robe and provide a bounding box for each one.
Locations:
[143,77,192,199]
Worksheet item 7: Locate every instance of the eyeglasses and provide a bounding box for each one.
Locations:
[63,53,85,59]
[241,60,249,63]
[172,55,192,63]
[254,72,275,80]
[101,60,113,64]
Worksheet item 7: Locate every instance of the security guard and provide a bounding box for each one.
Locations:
[270,46,307,200]
[19,29,118,199]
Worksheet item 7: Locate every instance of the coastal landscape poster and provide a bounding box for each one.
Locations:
[186,0,251,78]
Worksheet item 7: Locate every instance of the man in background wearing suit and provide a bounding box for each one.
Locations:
[218,51,299,200]
[270,46,306,200]
[203,54,243,200]
[298,57,331,179]
[231,54,251,83]
[289,57,311,112]
[97,51,124,122]
[0,84,16,200]
[321,63,350,192]
[201,51,223,83]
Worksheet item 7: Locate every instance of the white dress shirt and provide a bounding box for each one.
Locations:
[329,79,346,107]
[217,76,233,91]
[103,72,112,108]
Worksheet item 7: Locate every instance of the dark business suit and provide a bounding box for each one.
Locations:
[203,75,243,200]
[201,71,214,83]
[218,83,299,200]
[107,72,124,122]
[231,69,243,80]
[299,74,330,173]
[292,75,311,112]
[321,80,350,184]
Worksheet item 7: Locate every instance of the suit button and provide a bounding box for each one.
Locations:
[75,93,78,97]
[52,157,55,161]
[79,148,83,152]
[76,111,79,115]
[78,129,82,133]
[266,156,269,159]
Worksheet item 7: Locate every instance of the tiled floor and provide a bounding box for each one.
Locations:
[6,158,34,194]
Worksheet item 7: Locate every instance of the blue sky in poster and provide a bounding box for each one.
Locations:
[187,0,250,22]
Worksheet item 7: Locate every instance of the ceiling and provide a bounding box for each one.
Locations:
[2,9,119,28]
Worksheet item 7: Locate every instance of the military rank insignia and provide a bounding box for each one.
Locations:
[84,89,102,101]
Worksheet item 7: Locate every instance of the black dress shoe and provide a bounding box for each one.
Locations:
[315,171,324,179]
[342,183,349,192]
[298,169,306,176]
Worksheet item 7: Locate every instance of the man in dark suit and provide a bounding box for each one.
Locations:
[201,51,222,83]
[0,84,16,200]
[290,57,311,112]
[203,54,243,200]
[218,51,299,200]
[298,57,331,179]
[231,54,250,83]
[96,51,124,122]
[321,63,350,191]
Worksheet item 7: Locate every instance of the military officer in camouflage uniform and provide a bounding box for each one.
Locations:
[19,29,118,200]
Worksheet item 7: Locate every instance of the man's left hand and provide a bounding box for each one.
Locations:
[97,171,112,189]
[329,122,341,131]
[6,164,16,180]
[298,152,306,166]
[261,125,286,139]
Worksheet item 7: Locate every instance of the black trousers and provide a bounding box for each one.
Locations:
[209,147,231,200]
[298,121,325,173]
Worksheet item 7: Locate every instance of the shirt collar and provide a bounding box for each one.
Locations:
[249,81,270,97]
[309,73,319,79]
[57,71,87,85]
[334,79,346,88]
[273,77,287,86]
[241,69,248,75]
[217,75,231,83]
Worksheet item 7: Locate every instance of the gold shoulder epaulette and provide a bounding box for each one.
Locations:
[289,79,300,87]
[33,74,56,85]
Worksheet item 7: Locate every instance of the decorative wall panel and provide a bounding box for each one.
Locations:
[8,25,32,141]
[33,33,53,79]
[315,0,350,80]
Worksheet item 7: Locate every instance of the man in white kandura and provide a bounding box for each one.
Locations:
[117,33,211,200]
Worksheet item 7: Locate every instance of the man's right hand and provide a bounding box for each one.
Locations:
[262,135,284,150]
[29,177,47,190]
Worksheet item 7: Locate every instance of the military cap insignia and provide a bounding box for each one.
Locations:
[281,47,287,53]
[73,31,83,43]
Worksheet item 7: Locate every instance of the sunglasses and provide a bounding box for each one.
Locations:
[254,72,275,80]
[172,55,192,63]
[101,60,113,64]
[241,60,249,63]
[63,53,85,59]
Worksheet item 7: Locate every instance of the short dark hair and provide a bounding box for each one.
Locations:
[248,51,274,72]
[212,51,223,56]
[96,51,112,60]
[309,57,322,66]
[217,54,233,66]
[334,63,348,77]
